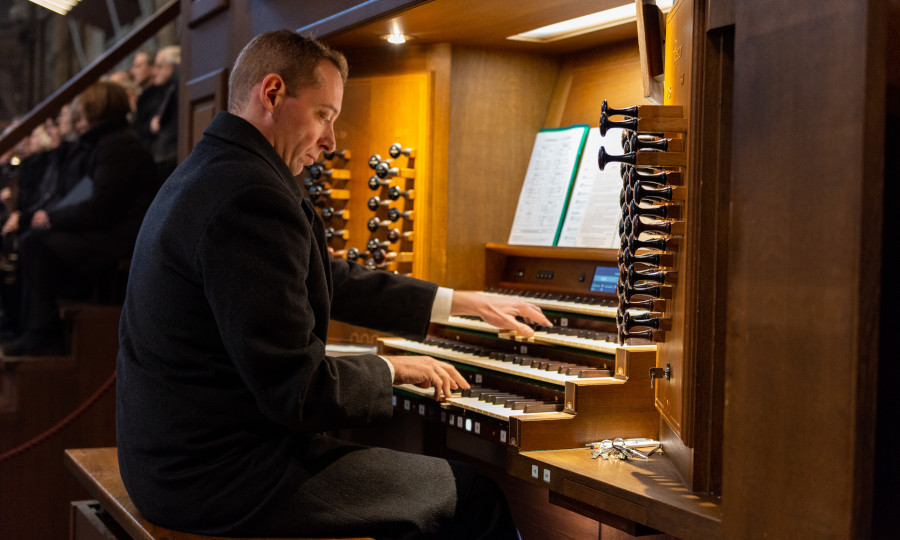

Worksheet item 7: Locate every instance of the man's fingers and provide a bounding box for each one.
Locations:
[525,303,552,326]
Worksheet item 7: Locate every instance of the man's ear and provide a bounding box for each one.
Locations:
[259,73,286,113]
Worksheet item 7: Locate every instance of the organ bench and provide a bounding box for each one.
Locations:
[63,447,374,540]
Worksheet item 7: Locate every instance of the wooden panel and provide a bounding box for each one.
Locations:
[332,71,430,272]
[189,0,229,27]
[508,448,721,539]
[649,0,693,449]
[326,71,430,345]
[545,40,649,129]
[0,307,120,540]
[724,0,884,537]
[444,47,559,291]
[182,68,227,159]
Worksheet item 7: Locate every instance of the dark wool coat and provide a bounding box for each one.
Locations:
[115,112,438,534]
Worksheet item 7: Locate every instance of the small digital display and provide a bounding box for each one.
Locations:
[589,265,619,294]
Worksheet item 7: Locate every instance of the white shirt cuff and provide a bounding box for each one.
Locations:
[379,355,396,382]
[430,286,453,323]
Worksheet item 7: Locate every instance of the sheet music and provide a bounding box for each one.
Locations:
[557,128,624,248]
[507,125,589,246]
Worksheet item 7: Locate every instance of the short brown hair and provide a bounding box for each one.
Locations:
[227,30,348,113]
[73,81,132,126]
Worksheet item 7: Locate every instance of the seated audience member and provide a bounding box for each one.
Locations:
[2,81,160,356]
[107,70,141,114]
[131,50,162,150]
[148,45,180,182]
[1,108,76,334]
[3,108,75,239]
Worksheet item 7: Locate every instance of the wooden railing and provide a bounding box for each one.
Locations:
[0,0,180,156]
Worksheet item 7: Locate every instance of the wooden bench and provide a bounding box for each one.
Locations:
[64,447,373,540]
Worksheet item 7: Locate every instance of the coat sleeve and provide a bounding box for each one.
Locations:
[197,182,394,432]
[330,258,437,341]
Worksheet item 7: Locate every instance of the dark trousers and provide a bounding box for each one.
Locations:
[17,229,105,332]
[231,435,519,540]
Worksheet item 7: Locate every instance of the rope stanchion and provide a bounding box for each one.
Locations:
[0,371,116,463]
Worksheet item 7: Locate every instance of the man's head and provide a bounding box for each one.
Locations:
[131,51,155,87]
[152,46,181,86]
[228,31,349,175]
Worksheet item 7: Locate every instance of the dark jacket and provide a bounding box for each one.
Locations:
[46,116,159,260]
[116,111,437,534]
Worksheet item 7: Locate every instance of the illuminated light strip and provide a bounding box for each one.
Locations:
[507,0,673,43]
[28,0,82,15]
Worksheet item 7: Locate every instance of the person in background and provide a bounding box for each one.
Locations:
[131,50,162,150]
[107,70,141,115]
[2,81,160,356]
[0,110,74,335]
[148,45,180,182]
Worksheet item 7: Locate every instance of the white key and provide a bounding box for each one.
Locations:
[443,317,656,355]
[480,290,618,318]
[383,339,592,386]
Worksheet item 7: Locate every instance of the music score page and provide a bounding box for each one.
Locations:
[507,125,589,246]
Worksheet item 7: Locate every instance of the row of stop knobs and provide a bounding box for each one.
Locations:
[597,100,686,345]
[358,143,416,270]
[304,149,352,245]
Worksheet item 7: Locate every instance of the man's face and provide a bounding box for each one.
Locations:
[153,51,174,86]
[272,61,343,175]
[131,53,152,86]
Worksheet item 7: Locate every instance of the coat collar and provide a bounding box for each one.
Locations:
[202,111,304,201]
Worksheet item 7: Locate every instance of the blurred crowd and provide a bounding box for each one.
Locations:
[0,45,180,356]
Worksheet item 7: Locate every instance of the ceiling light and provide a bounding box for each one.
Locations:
[382,31,410,44]
[507,0,673,43]
[28,0,83,16]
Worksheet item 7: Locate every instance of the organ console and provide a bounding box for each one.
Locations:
[380,245,660,456]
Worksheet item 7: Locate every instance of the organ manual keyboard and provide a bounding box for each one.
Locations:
[379,244,659,453]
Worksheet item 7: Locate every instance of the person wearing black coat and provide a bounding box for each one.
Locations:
[115,31,549,539]
[2,81,160,356]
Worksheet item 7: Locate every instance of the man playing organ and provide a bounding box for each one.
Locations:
[116,29,549,539]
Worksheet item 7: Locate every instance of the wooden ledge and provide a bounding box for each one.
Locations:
[508,447,721,539]
[64,447,373,540]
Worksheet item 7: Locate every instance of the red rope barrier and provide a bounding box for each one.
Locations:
[0,371,116,463]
